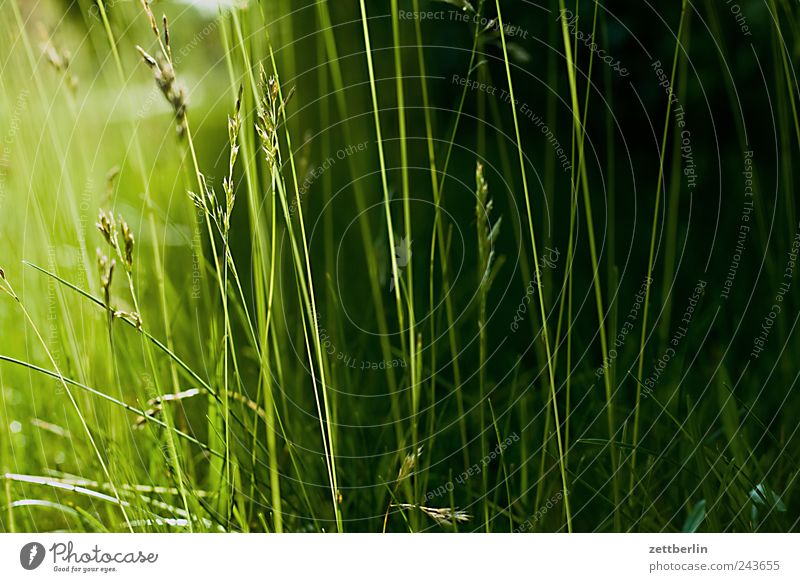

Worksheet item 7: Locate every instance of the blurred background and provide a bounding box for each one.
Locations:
[0,0,798,532]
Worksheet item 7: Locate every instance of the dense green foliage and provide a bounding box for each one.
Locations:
[1,0,798,532]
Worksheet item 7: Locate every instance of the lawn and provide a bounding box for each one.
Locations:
[0,0,798,532]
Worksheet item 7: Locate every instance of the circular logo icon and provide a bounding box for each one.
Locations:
[20,542,46,570]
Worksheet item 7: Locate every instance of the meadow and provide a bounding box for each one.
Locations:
[0,0,798,533]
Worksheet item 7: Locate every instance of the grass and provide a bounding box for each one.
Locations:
[0,0,799,533]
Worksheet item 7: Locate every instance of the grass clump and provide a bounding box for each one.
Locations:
[0,0,798,533]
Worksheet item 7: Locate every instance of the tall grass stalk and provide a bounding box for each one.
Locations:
[631,0,689,497]
[498,0,572,532]
[389,0,420,518]
[315,1,405,450]
[0,277,133,531]
[263,39,343,530]
[557,0,620,529]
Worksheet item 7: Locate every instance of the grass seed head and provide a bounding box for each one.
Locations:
[475,161,501,287]
[96,249,115,306]
[96,209,116,246]
[38,26,78,93]
[118,215,135,271]
[256,68,295,164]
[396,446,423,484]
[419,506,471,526]
[162,14,171,56]
[136,45,157,68]
[137,50,187,136]
[222,86,242,231]
[393,503,472,527]
[140,0,160,38]
[268,75,279,103]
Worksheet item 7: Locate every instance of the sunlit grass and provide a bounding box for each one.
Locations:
[1,0,798,533]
